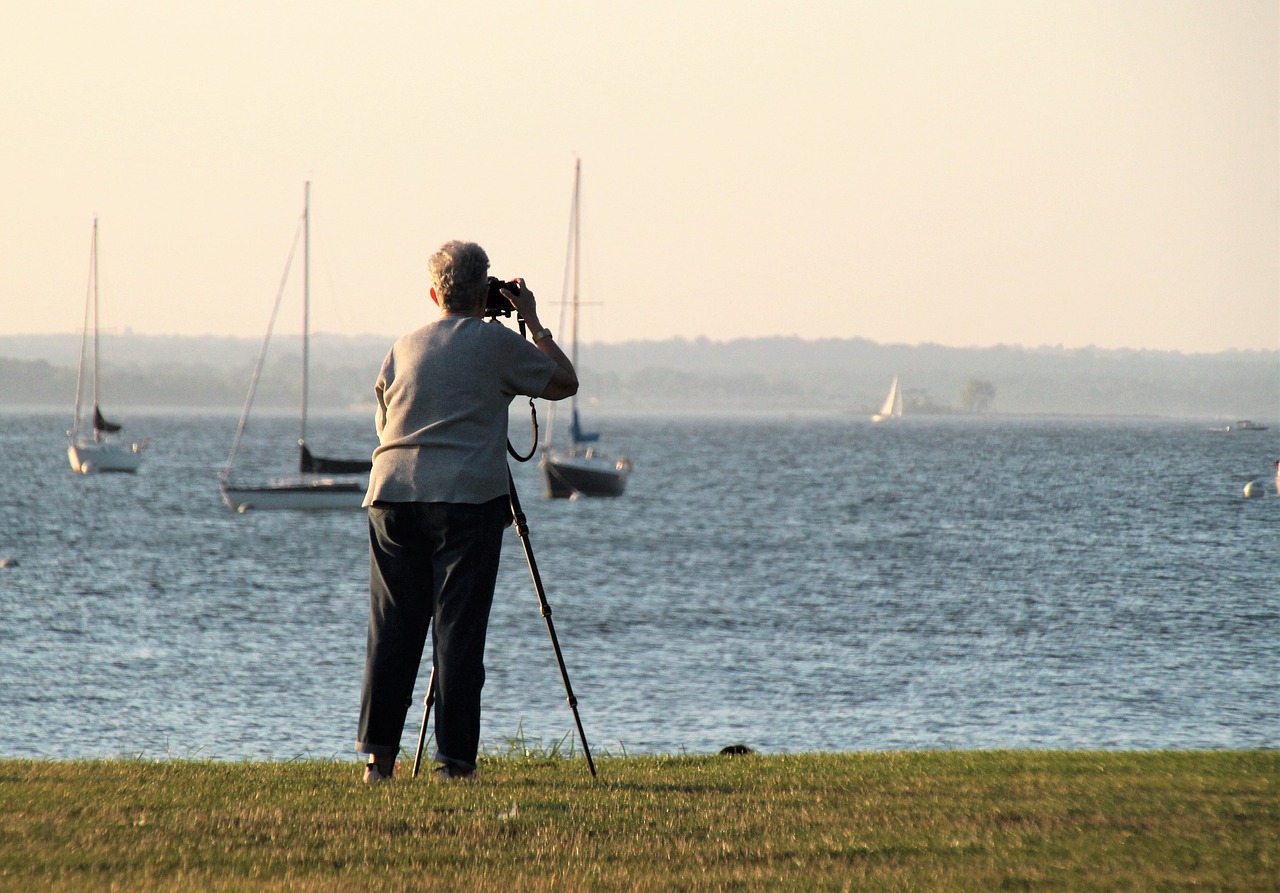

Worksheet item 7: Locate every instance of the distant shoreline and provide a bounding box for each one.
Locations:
[2,405,1266,426]
[3,333,1276,417]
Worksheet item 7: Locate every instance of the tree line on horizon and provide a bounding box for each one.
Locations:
[0,334,1275,418]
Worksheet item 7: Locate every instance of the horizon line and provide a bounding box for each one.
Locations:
[1,330,1278,357]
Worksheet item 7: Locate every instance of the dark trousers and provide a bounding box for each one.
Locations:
[356,497,509,772]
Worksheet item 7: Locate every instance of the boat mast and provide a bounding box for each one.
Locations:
[71,220,96,441]
[300,181,310,451]
[92,218,102,437]
[569,160,581,429]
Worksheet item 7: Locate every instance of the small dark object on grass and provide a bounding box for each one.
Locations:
[719,744,753,755]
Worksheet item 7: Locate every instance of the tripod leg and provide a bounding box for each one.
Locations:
[411,665,436,778]
[508,470,597,778]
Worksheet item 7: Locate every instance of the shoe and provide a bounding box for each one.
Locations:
[433,764,479,783]
[364,761,394,785]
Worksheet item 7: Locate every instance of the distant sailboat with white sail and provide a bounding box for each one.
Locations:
[871,375,903,423]
[67,219,147,474]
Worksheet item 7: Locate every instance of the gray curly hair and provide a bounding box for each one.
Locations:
[427,240,490,313]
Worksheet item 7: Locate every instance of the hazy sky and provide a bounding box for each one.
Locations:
[4,1,1276,352]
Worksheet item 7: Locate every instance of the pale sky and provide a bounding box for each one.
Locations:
[3,1,1277,352]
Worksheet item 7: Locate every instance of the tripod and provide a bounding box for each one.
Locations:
[411,468,597,778]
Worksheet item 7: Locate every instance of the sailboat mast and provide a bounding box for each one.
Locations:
[300,181,310,449]
[570,160,581,416]
[91,219,102,439]
[71,221,96,440]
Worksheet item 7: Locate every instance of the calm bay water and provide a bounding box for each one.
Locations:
[0,410,1276,761]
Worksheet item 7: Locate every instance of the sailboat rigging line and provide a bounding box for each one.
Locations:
[413,467,598,780]
[221,217,305,480]
[542,462,581,496]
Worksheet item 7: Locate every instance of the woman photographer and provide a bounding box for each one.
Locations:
[356,240,577,783]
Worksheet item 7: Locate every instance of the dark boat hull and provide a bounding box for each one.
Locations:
[541,455,628,498]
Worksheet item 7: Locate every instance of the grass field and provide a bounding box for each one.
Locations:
[0,751,1275,891]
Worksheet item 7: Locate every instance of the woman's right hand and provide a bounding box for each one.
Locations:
[501,279,539,326]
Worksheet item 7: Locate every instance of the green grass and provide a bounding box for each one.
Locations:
[0,751,1275,891]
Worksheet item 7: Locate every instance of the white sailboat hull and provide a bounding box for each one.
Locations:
[220,479,366,512]
[68,440,145,474]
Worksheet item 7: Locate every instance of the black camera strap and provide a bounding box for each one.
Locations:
[507,398,538,462]
[487,311,537,462]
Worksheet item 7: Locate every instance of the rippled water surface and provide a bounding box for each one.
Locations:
[1,410,1276,760]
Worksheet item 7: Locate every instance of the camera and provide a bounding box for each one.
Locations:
[485,277,520,318]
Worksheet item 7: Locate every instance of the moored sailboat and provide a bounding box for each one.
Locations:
[542,409,631,499]
[539,160,630,499]
[67,219,147,474]
[219,183,371,512]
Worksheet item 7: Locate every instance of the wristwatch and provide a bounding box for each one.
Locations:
[532,328,553,343]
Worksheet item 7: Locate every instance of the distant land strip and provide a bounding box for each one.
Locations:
[1,333,1276,417]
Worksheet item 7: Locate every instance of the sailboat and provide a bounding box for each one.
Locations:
[219,183,372,512]
[67,219,147,474]
[871,375,903,423]
[539,160,631,499]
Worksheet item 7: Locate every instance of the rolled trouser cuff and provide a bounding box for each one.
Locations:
[355,741,400,757]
